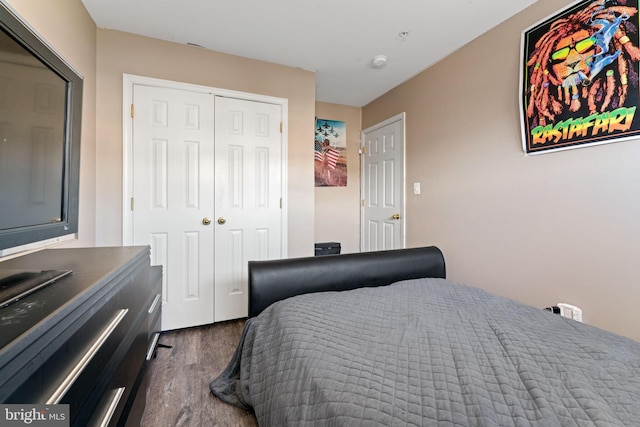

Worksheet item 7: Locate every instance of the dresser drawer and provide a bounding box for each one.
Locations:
[147,266,162,356]
[0,247,159,427]
[85,315,148,427]
[4,263,149,416]
[124,265,162,427]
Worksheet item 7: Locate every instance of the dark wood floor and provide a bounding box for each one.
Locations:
[141,319,258,427]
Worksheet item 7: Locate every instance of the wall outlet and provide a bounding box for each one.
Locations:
[557,303,582,322]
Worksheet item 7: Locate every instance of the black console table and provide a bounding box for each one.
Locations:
[0,246,162,427]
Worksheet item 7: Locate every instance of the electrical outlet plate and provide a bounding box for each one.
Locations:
[557,303,582,322]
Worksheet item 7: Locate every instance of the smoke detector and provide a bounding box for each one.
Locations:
[371,54,388,69]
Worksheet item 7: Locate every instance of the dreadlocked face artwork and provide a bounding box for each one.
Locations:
[522,0,640,153]
[549,29,598,88]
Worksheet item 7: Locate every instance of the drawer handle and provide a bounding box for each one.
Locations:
[46,308,129,404]
[146,332,161,361]
[96,387,125,427]
[148,293,161,314]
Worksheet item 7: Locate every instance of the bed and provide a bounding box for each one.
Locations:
[210,246,640,426]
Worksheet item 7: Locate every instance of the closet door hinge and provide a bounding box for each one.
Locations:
[130,104,135,119]
[280,122,283,133]
[130,197,134,211]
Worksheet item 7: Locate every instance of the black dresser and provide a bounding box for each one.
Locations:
[0,246,162,427]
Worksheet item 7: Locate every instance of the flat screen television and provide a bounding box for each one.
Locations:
[0,3,82,259]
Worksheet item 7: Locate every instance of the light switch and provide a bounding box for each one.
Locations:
[413,182,421,195]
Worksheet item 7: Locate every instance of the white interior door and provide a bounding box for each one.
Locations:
[214,96,283,321]
[131,85,215,331]
[361,113,405,251]
[127,78,287,329]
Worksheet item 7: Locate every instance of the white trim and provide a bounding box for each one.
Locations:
[122,74,288,257]
[0,233,76,261]
[361,112,406,134]
[359,112,406,250]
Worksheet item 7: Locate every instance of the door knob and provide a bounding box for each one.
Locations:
[202,217,211,225]
[217,217,226,225]
[392,214,401,220]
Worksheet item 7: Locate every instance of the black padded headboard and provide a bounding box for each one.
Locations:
[248,246,446,317]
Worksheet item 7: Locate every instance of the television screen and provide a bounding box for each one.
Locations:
[0,27,67,230]
[0,3,82,258]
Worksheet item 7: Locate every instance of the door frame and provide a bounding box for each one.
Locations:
[121,73,288,259]
[360,112,406,250]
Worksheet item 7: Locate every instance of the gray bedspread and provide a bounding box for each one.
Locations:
[210,278,640,426]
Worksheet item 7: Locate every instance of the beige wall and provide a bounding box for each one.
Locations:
[2,4,317,259]
[9,0,639,340]
[5,0,97,248]
[95,29,316,257]
[314,102,362,254]
[363,0,640,340]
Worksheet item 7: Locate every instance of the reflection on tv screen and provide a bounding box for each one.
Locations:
[0,28,66,231]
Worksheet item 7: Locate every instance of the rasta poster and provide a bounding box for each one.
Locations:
[520,0,640,154]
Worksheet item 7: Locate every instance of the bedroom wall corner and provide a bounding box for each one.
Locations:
[362,0,640,341]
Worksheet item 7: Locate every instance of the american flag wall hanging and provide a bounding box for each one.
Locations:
[314,118,347,187]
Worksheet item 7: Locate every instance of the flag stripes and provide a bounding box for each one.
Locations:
[314,140,324,162]
[326,148,340,169]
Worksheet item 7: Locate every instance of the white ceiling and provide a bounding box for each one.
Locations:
[81,0,538,107]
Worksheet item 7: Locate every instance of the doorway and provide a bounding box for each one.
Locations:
[122,75,288,330]
[360,113,406,251]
